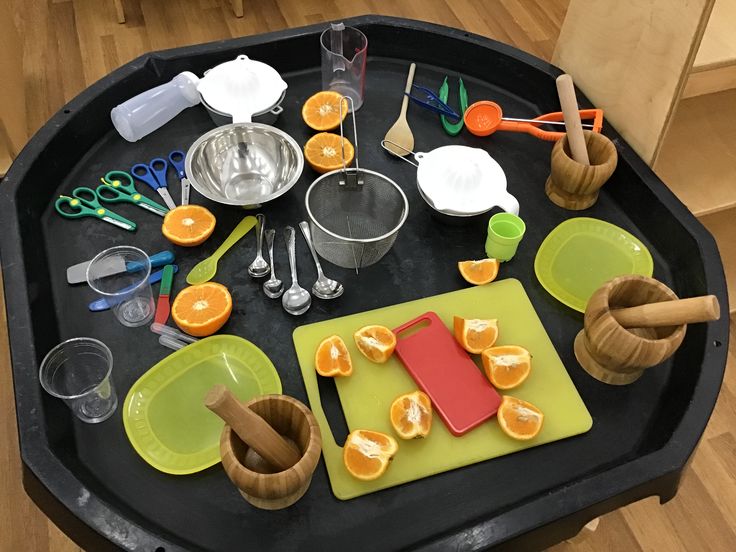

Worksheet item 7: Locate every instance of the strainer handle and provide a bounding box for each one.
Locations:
[380,140,419,167]
[338,96,360,173]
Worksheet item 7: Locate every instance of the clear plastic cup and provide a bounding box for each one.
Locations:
[39,338,117,423]
[320,23,367,111]
[86,246,154,327]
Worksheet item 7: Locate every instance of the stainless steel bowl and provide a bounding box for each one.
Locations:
[185,123,304,208]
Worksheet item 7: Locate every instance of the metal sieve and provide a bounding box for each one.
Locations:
[305,97,408,272]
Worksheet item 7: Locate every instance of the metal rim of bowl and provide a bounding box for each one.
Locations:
[184,122,304,207]
[305,168,410,244]
[199,89,287,120]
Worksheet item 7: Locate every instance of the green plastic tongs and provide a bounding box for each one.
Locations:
[438,77,468,136]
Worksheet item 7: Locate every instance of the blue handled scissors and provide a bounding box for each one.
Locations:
[54,187,137,232]
[131,158,177,210]
[168,150,191,206]
[98,170,169,217]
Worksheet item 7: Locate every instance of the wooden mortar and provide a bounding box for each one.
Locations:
[219,394,322,510]
[545,130,618,210]
[574,275,687,385]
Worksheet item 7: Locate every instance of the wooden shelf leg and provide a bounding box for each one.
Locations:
[231,0,244,18]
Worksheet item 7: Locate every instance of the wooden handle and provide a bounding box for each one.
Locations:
[399,63,416,118]
[205,385,301,471]
[556,74,590,165]
[611,295,720,328]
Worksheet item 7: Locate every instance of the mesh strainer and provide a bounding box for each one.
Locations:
[305,97,409,272]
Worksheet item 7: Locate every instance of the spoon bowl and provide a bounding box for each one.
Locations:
[298,221,344,300]
[186,216,258,285]
[248,214,271,278]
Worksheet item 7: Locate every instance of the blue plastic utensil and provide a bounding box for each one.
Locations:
[88,265,179,311]
[131,158,177,210]
[54,187,137,232]
[405,84,460,120]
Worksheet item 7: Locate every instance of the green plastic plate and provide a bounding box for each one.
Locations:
[534,217,654,312]
[123,335,281,475]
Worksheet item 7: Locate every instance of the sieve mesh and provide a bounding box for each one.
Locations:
[305,168,408,270]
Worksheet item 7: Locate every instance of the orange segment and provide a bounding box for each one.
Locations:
[171,282,232,337]
[453,316,499,354]
[390,390,432,439]
[162,205,216,247]
[497,395,544,440]
[343,429,398,481]
[302,91,348,131]
[458,258,500,285]
[482,345,532,389]
[304,132,355,174]
[353,325,397,363]
[315,335,353,377]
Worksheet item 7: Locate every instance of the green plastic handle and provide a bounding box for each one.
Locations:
[211,215,258,261]
[159,264,175,295]
[439,77,468,136]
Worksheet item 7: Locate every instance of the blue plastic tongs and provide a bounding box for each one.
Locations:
[405,84,461,121]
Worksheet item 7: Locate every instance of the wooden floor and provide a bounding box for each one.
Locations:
[1,1,734,550]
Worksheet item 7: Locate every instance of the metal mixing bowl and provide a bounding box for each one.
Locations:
[185,123,304,208]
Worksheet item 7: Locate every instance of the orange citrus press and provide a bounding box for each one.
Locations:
[464,100,603,141]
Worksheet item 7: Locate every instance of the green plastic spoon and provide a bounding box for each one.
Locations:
[186,215,257,285]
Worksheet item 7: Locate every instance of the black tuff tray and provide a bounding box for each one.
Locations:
[0,16,729,552]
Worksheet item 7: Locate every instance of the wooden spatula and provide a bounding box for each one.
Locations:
[384,63,416,156]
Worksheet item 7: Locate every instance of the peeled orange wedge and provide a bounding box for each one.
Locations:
[482,345,532,389]
[390,391,432,440]
[304,132,355,174]
[497,396,544,440]
[302,91,348,131]
[171,282,232,337]
[458,258,500,285]
[315,335,353,377]
[453,316,499,354]
[343,429,399,481]
[161,205,216,247]
[353,325,397,363]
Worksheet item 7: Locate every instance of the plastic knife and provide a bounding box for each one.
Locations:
[154,265,175,324]
[67,250,175,284]
[88,265,179,311]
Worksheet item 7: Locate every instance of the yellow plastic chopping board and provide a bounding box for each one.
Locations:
[293,279,592,500]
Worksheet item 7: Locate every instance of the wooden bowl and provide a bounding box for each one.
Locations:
[545,130,618,210]
[574,275,687,385]
[219,394,322,510]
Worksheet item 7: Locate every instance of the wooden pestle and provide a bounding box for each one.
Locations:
[611,295,720,328]
[556,74,590,165]
[204,385,301,472]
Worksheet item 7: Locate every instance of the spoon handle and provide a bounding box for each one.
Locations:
[213,215,257,260]
[399,63,416,119]
[298,221,325,278]
[265,228,276,277]
[284,226,299,284]
[255,213,266,259]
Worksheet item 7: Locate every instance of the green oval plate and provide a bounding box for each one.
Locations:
[123,335,281,475]
[534,217,654,313]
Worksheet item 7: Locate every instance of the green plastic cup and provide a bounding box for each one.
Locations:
[485,213,526,261]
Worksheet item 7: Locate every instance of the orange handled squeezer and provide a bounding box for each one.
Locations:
[464,100,603,141]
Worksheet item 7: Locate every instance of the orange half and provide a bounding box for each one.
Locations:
[315,335,353,377]
[390,391,432,439]
[302,91,348,131]
[453,316,499,354]
[171,282,232,337]
[343,429,399,481]
[161,205,216,247]
[304,132,355,174]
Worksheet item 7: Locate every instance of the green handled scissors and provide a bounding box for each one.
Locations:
[54,187,137,232]
[97,170,169,217]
